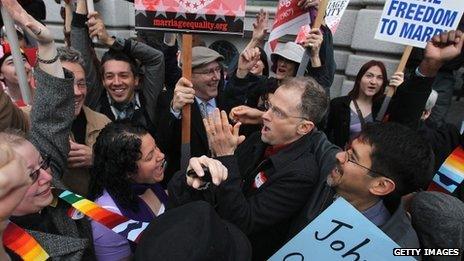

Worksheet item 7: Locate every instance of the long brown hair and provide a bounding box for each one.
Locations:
[348,60,388,101]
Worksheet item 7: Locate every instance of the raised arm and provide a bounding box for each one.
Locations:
[3,0,74,180]
[70,0,104,110]
[86,10,165,125]
[389,30,464,129]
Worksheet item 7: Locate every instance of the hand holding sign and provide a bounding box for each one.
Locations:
[298,0,321,10]
[419,30,463,76]
[87,11,114,46]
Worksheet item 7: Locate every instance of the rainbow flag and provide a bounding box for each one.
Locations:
[3,222,49,261]
[428,146,464,193]
[58,190,149,243]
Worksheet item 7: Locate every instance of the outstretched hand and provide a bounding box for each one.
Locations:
[229,105,264,125]
[203,109,245,157]
[1,0,53,44]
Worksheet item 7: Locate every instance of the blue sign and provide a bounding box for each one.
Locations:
[269,198,415,261]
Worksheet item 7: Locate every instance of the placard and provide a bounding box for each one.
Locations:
[269,198,415,261]
[134,0,245,35]
[374,0,464,48]
[325,0,350,34]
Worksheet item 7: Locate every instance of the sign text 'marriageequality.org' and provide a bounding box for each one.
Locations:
[153,19,228,32]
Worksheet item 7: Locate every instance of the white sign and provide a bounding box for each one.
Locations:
[325,0,350,34]
[374,0,464,48]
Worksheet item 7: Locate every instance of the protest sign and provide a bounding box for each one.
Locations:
[374,0,464,48]
[269,198,415,261]
[134,0,245,35]
[267,0,311,52]
[325,0,350,34]
[428,146,464,194]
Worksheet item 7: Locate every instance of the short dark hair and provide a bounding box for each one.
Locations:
[281,76,329,124]
[348,60,388,101]
[358,122,434,196]
[89,121,148,211]
[100,49,139,76]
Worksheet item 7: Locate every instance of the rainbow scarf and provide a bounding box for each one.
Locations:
[428,146,464,193]
[58,190,149,243]
[3,222,49,261]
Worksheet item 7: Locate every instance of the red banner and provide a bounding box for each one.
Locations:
[134,0,245,34]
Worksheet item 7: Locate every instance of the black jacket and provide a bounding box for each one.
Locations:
[325,75,435,148]
[157,89,228,184]
[169,131,325,260]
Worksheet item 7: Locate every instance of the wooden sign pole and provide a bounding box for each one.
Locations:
[297,0,329,76]
[375,45,413,122]
[180,34,193,170]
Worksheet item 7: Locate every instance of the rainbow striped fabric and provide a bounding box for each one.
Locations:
[3,221,49,261]
[428,146,464,193]
[58,190,149,243]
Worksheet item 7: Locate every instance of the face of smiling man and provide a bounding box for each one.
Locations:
[102,60,139,104]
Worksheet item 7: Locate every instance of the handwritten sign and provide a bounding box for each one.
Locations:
[269,198,414,261]
[374,0,464,48]
[134,0,245,35]
[325,0,350,34]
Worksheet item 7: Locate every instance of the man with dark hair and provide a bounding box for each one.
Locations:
[69,0,164,135]
[169,76,337,260]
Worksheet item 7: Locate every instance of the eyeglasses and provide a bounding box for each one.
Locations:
[192,66,221,77]
[74,80,88,89]
[28,155,50,183]
[341,148,386,177]
[264,101,309,120]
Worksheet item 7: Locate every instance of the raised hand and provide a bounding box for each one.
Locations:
[236,47,261,79]
[301,28,323,58]
[389,71,404,88]
[0,144,30,231]
[252,9,269,43]
[87,11,114,46]
[204,109,245,157]
[420,30,463,76]
[1,0,53,44]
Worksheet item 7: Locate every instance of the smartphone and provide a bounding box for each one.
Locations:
[186,166,212,183]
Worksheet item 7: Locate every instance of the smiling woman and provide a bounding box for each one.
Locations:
[325,60,404,148]
[88,121,168,260]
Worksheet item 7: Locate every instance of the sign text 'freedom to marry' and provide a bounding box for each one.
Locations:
[374,0,464,48]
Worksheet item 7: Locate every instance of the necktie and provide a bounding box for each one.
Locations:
[199,102,208,119]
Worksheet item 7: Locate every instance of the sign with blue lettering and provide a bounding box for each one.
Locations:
[269,198,414,261]
[374,0,464,48]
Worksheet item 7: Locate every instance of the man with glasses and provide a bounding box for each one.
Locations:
[159,46,226,181]
[57,47,111,196]
[169,76,332,260]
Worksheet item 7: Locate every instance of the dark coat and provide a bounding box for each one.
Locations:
[289,184,420,249]
[169,131,325,260]
[325,95,382,148]
[157,88,228,184]
[325,75,435,148]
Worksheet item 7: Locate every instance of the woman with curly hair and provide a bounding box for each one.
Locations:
[88,121,167,261]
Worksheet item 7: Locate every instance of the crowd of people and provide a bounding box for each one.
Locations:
[0,0,463,260]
